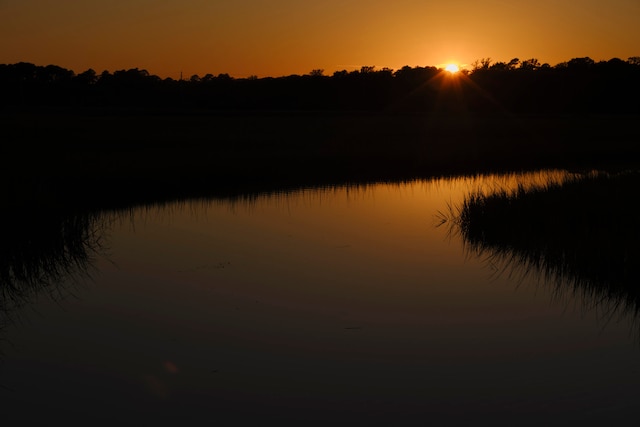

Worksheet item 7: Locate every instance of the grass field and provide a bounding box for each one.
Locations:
[3,109,639,208]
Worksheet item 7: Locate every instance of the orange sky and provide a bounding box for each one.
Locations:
[2,0,639,79]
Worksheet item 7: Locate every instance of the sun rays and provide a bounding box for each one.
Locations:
[445,63,460,74]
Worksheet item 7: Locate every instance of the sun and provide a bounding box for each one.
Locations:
[445,63,460,74]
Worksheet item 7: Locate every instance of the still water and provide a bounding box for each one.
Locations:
[1,170,639,425]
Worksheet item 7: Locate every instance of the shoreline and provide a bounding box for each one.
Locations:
[3,109,639,209]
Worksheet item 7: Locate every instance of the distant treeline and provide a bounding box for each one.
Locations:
[2,57,640,113]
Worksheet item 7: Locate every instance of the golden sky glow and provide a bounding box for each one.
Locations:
[445,64,460,74]
[2,0,639,79]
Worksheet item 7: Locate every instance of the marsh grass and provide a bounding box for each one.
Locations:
[2,109,639,334]
[2,110,640,212]
[443,170,640,334]
[0,208,110,333]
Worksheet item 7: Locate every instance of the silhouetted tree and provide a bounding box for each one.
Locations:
[74,69,97,85]
[471,58,492,71]
[567,57,595,70]
[519,58,540,71]
[1,57,639,113]
[507,58,520,70]
[627,56,640,66]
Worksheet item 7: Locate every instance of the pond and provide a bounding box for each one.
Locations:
[1,170,639,425]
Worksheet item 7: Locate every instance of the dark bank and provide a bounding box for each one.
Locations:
[2,58,640,425]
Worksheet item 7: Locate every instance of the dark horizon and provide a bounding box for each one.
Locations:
[2,56,640,114]
[3,54,640,221]
[5,55,640,80]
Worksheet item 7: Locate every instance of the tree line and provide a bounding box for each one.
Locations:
[1,57,640,113]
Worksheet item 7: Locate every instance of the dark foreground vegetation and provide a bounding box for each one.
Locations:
[2,55,640,336]
[2,56,640,210]
[3,110,639,212]
[444,170,640,332]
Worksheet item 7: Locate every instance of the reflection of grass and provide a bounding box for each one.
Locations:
[444,170,640,330]
[2,110,639,332]
[0,207,109,329]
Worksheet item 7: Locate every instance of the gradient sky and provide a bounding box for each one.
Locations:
[2,0,639,79]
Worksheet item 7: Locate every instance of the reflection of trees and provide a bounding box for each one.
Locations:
[0,208,109,329]
[445,170,640,330]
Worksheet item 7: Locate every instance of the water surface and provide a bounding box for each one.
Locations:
[1,170,638,425]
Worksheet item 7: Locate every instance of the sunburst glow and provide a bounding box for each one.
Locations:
[445,63,460,74]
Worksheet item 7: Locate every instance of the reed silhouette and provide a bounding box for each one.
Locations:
[3,109,639,218]
[442,170,640,335]
[0,206,109,334]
